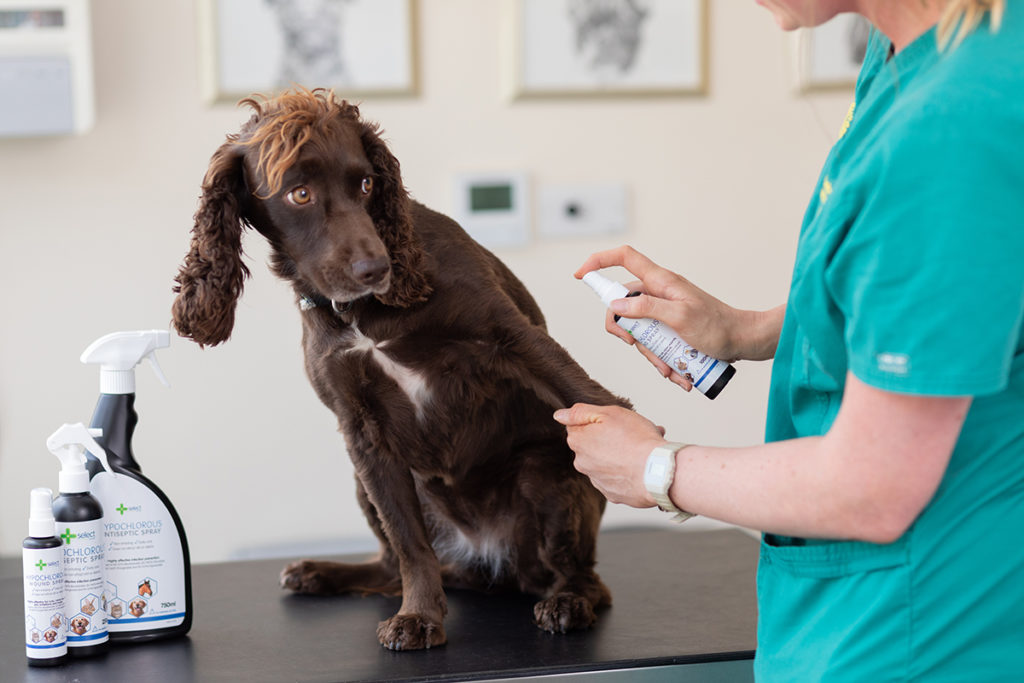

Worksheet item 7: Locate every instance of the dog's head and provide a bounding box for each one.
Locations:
[70,616,89,634]
[172,88,429,347]
[129,599,146,617]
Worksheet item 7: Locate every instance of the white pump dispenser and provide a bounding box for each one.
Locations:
[46,423,111,492]
[582,271,632,306]
[80,330,170,395]
[28,488,57,539]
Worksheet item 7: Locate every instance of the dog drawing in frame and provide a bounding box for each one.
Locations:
[171,89,628,650]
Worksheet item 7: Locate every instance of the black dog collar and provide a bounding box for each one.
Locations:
[298,293,355,316]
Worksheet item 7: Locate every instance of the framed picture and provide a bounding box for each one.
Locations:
[794,13,871,91]
[198,0,418,104]
[505,0,707,98]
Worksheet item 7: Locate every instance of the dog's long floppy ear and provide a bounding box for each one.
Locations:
[171,140,251,347]
[358,118,432,308]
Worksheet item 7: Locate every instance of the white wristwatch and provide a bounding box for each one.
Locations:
[644,442,695,523]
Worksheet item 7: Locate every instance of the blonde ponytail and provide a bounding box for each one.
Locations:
[937,0,1006,50]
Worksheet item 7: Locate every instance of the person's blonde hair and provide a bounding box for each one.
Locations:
[938,0,1005,50]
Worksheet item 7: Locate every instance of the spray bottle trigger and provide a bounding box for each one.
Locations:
[47,422,114,491]
[146,351,171,388]
[83,427,115,477]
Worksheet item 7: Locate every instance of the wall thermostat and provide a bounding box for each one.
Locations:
[452,172,530,249]
[0,0,95,137]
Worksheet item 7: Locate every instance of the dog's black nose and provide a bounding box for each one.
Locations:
[352,257,390,285]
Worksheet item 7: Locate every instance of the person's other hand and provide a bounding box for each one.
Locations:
[553,403,666,507]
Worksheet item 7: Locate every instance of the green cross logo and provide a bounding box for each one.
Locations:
[35,559,46,571]
[60,528,76,545]
[117,504,128,515]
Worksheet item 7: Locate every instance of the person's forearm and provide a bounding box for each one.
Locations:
[665,377,967,543]
[559,375,966,544]
[668,438,879,540]
[731,304,785,361]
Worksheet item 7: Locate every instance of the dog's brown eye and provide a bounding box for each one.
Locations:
[361,177,374,195]
[287,186,313,205]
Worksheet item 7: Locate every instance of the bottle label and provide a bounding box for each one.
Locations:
[55,518,109,646]
[23,546,67,660]
[617,317,727,392]
[91,473,187,632]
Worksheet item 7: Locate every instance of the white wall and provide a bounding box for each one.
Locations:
[0,0,853,563]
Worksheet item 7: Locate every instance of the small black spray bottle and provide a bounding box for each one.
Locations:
[23,487,68,667]
[581,271,736,399]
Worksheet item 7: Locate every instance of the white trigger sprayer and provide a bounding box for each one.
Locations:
[80,330,171,395]
[47,423,113,492]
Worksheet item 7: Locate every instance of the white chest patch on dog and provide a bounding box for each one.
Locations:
[422,499,514,581]
[434,525,512,581]
[345,324,432,418]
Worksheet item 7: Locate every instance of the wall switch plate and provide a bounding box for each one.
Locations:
[537,183,628,239]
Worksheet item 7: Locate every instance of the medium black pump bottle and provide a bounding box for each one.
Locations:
[48,423,113,657]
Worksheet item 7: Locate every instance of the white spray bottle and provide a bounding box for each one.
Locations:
[80,330,192,641]
[23,487,68,667]
[48,423,112,656]
[582,271,736,399]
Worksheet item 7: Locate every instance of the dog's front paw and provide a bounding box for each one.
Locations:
[280,560,331,595]
[533,593,597,633]
[377,613,446,650]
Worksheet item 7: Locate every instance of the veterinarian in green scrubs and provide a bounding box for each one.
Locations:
[555,1,1024,680]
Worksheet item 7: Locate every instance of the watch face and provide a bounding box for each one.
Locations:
[645,451,672,493]
[648,461,667,479]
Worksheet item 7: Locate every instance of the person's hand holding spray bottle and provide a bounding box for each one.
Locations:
[575,245,784,396]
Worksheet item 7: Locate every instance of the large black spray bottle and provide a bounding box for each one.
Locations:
[81,330,192,642]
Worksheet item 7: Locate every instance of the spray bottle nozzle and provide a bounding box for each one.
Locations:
[47,423,112,493]
[581,271,631,307]
[28,487,56,538]
[81,330,171,395]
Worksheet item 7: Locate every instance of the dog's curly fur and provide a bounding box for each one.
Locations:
[172,89,629,650]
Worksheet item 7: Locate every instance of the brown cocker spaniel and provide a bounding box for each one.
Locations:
[171,89,628,650]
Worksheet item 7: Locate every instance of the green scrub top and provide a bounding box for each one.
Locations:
[757,9,1024,682]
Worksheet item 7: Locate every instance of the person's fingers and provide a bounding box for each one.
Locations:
[574,245,668,283]
[605,309,636,343]
[623,280,646,294]
[598,281,645,343]
[609,293,678,329]
[669,372,694,391]
[553,403,606,427]
[574,245,635,278]
[631,341,695,391]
